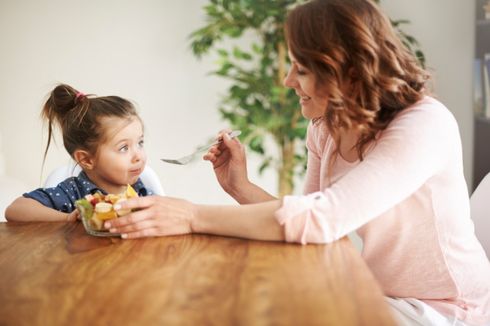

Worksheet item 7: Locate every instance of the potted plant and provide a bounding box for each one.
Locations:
[190,0,424,196]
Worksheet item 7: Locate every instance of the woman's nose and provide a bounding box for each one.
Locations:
[283,69,297,89]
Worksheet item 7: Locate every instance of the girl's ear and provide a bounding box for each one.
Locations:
[73,150,95,170]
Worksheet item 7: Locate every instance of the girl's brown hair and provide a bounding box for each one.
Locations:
[286,0,430,162]
[41,84,139,164]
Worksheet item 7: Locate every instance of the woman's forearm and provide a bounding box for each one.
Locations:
[228,182,277,204]
[5,197,69,222]
[192,199,285,241]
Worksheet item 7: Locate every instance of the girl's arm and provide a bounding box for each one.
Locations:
[5,197,76,222]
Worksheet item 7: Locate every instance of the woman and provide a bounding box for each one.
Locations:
[105,0,490,324]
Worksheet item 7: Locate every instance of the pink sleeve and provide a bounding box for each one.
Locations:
[275,100,458,244]
[303,121,322,195]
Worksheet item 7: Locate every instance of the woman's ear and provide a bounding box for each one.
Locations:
[73,150,95,170]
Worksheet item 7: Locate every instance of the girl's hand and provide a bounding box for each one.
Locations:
[66,209,80,222]
[203,129,250,197]
[103,196,196,239]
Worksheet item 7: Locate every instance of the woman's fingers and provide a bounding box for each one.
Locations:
[104,196,158,229]
[109,216,155,234]
[116,195,155,211]
[122,228,159,239]
[203,146,221,161]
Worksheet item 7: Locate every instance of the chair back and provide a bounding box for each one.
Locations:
[470,173,490,257]
[44,162,164,196]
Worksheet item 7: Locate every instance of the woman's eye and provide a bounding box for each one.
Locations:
[119,145,129,152]
[297,68,307,75]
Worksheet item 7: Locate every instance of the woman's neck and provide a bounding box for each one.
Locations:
[338,128,360,163]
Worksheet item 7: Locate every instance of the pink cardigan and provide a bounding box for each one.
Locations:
[275,97,490,325]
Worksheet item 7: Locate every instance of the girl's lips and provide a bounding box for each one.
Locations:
[130,168,142,175]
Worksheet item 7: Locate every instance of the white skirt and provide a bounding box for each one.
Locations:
[385,297,470,326]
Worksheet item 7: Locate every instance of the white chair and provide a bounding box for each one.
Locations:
[470,172,490,258]
[44,162,165,196]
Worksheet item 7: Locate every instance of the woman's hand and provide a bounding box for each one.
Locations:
[103,196,196,239]
[203,129,250,197]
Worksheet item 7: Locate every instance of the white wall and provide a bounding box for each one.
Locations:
[380,0,475,189]
[0,0,476,208]
[0,0,276,205]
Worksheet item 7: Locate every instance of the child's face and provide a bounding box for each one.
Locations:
[90,116,146,193]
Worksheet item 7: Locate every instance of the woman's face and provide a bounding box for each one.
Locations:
[283,51,329,119]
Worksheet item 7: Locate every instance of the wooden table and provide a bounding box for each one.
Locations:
[0,222,395,325]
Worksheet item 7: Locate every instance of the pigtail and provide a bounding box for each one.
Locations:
[40,84,89,171]
[39,83,139,181]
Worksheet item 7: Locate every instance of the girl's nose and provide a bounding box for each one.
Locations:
[132,148,144,163]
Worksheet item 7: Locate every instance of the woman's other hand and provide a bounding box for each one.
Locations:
[103,196,196,239]
[203,129,250,197]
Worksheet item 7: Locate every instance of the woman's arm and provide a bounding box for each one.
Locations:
[104,196,284,241]
[228,181,276,204]
[193,200,283,240]
[5,197,77,222]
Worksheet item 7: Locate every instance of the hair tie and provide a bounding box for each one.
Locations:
[75,91,86,99]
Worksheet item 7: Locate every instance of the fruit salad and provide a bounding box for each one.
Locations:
[75,184,138,232]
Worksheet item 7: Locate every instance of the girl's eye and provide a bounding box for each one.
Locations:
[119,145,129,152]
[138,140,144,148]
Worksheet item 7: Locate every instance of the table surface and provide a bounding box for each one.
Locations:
[0,222,395,325]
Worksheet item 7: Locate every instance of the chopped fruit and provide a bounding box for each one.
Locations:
[76,199,93,220]
[106,194,120,204]
[89,215,103,230]
[95,210,118,221]
[126,184,138,198]
[95,202,113,213]
[74,185,140,232]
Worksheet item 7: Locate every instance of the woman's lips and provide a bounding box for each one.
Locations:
[300,96,311,105]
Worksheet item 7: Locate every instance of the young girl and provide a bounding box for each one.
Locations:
[103,0,489,324]
[5,84,153,222]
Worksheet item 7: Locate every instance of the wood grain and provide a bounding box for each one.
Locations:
[0,222,395,325]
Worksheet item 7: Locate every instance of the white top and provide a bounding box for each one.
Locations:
[275,97,490,324]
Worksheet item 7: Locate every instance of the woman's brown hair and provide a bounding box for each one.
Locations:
[285,0,430,163]
[41,84,139,166]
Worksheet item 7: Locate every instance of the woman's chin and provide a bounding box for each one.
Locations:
[301,106,323,120]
